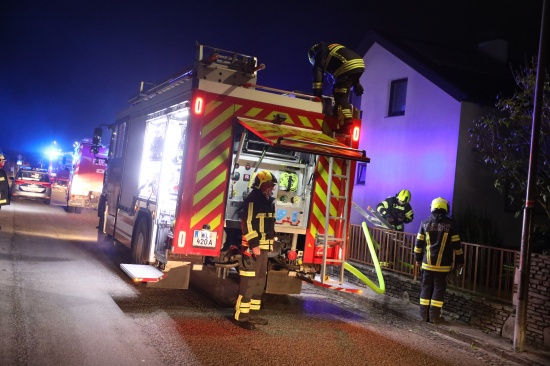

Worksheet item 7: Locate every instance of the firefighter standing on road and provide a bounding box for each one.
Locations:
[414,197,464,323]
[0,153,11,213]
[234,170,277,330]
[308,42,365,134]
[376,189,414,232]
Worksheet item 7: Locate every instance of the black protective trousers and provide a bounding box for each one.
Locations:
[419,270,449,320]
[235,250,268,322]
[332,73,362,127]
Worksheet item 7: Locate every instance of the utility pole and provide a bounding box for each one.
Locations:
[514,0,549,352]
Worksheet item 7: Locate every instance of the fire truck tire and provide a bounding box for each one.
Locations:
[67,205,76,213]
[131,218,149,264]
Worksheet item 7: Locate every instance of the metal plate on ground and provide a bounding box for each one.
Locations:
[120,263,164,282]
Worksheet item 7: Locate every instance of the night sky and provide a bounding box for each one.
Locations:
[0,0,542,163]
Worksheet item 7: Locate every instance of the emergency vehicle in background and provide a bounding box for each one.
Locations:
[49,151,72,188]
[95,44,370,293]
[66,138,108,213]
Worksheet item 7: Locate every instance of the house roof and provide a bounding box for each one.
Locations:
[357,31,516,105]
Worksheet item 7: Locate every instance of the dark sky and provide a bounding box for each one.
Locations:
[0,0,542,162]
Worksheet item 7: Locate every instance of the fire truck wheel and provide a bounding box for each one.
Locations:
[67,206,76,213]
[131,219,149,264]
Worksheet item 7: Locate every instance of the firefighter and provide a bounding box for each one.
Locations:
[308,42,365,134]
[414,197,464,323]
[376,189,414,232]
[0,153,10,216]
[234,170,277,330]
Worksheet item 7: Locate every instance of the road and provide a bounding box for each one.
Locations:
[0,190,520,366]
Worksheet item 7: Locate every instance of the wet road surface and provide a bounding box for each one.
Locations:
[0,193,521,365]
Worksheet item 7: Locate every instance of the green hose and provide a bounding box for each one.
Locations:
[343,222,386,294]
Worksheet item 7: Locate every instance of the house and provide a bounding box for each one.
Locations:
[350,31,522,247]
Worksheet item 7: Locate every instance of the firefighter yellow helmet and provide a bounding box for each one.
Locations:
[431,197,449,213]
[396,189,411,204]
[252,170,277,189]
[308,43,322,65]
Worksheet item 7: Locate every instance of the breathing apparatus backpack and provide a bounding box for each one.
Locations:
[279,172,298,192]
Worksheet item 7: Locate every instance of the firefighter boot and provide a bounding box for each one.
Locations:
[236,320,256,330]
[335,118,353,135]
[429,307,445,324]
[419,305,430,322]
[249,312,268,325]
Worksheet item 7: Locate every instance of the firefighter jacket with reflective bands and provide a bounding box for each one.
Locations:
[376,196,413,231]
[414,212,464,272]
[241,188,276,252]
[312,43,365,95]
[0,170,10,206]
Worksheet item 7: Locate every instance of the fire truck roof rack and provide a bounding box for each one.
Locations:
[129,68,194,105]
[197,44,258,71]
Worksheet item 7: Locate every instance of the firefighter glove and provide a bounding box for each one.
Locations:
[354,83,364,96]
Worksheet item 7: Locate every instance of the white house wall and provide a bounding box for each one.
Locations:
[351,43,462,233]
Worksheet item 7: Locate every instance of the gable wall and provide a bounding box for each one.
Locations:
[351,43,461,232]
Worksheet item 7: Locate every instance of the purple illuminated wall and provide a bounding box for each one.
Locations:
[350,43,522,246]
[351,43,461,232]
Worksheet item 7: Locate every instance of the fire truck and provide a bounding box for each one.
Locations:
[49,151,72,188]
[66,139,108,213]
[96,45,370,293]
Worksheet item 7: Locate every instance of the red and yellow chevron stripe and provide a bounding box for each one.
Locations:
[174,92,324,256]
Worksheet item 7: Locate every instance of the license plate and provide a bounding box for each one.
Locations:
[23,184,44,192]
[193,230,217,248]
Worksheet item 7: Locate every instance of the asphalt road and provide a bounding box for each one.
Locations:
[0,190,522,366]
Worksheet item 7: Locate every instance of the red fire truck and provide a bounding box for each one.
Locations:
[49,151,72,188]
[96,45,369,292]
[66,139,108,213]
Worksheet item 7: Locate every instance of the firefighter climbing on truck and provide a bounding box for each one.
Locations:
[308,42,365,134]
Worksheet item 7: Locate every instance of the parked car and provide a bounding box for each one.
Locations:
[10,167,52,204]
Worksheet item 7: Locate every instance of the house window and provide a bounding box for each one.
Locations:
[356,162,367,185]
[388,78,407,116]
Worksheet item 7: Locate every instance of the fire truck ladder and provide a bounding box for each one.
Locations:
[319,153,352,286]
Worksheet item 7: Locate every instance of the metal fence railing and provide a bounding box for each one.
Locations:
[347,224,519,303]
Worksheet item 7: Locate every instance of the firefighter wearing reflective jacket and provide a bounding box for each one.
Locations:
[0,153,10,211]
[376,189,414,232]
[308,42,365,134]
[234,170,277,330]
[414,197,464,323]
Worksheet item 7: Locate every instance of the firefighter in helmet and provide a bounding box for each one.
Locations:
[234,170,277,330]
[376,189,414,232]
[0,153,10,214]
[414,197,464,323]
[308,42,365,134]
